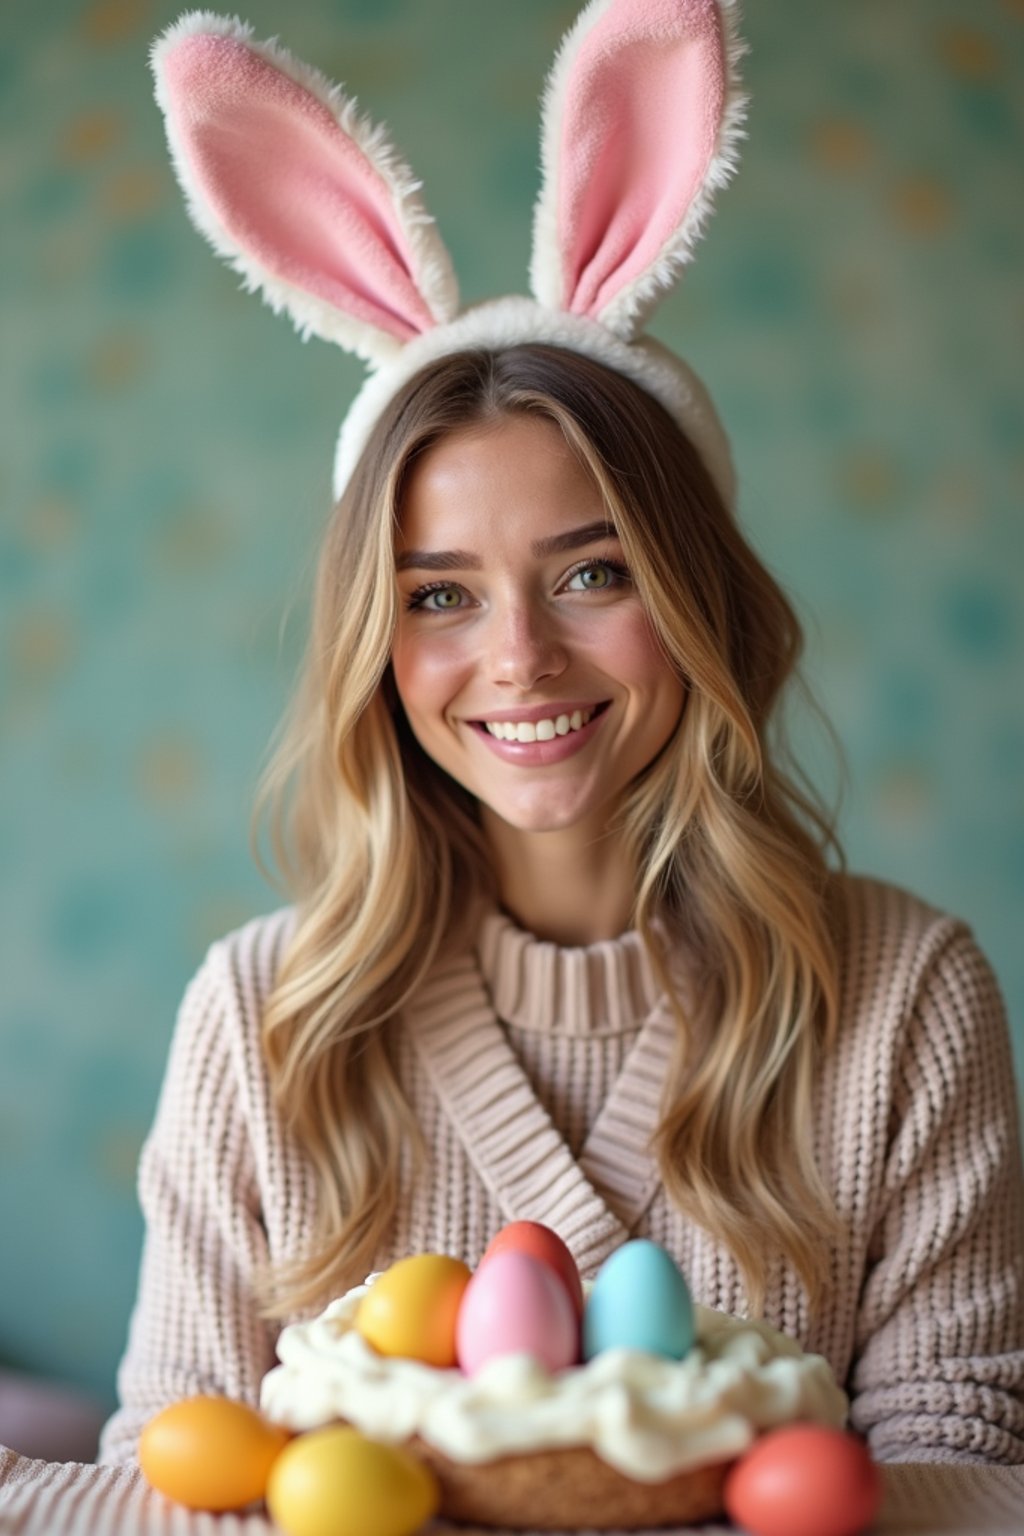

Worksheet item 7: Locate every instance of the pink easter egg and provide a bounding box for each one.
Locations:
[456,1250,579,1376]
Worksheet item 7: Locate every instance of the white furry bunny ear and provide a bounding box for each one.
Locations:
[530,0,746,341]
[150,11,459,367]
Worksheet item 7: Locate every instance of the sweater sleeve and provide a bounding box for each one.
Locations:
[849,922,1024,1463]
[96,939,280,1464]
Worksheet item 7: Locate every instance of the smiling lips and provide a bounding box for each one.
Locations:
[468,702,612,764]
[483,705,601,742]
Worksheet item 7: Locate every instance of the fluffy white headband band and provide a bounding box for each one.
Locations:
[151,1,747,506]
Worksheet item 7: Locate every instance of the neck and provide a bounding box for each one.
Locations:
[480,810,635,945]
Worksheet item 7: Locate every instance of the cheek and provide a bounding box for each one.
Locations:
[604,609,680,692]
[391,629,468,718]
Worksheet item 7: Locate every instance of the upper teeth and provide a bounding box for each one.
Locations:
[484,707,596,742]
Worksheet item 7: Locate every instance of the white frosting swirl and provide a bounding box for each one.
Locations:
[261,1279,848,1481]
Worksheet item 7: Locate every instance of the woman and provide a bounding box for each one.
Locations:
[1,2,1020,1518]
[94,341,1023,1467]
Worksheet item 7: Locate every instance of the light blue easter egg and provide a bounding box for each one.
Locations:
[582,1240,695,1361]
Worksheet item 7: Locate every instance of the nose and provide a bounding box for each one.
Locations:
[485,597,569,691]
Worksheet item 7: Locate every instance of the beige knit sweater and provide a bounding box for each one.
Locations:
[2,874,1023,1523]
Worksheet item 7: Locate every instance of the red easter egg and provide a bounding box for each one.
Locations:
[724,1424,882,1536]
[483,1222,584,1318]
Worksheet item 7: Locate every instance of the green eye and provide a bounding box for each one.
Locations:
[405,583,465,611]
[567,558,631,591]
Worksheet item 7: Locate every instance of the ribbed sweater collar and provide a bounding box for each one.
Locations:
[475,905,664,1036]
[408,906,685,1264]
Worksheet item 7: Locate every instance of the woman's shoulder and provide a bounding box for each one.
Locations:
[155,906,299,1114]
[826,870,1003,1034]
[204,903,299,971]
[178,904,299,1028]
[829,868,972,955]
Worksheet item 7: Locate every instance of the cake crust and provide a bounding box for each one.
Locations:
[411,1438,731,1530]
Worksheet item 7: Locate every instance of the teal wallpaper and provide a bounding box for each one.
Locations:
[1,1,1022,1408]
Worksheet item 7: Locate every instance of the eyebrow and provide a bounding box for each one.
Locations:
[395,520,618,573]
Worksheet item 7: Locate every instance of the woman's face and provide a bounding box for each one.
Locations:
[391,413,686,838]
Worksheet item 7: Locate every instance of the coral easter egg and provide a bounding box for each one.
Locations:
[483,1221,584,1318]
[457,1249,579,1376]
[266,1425,439,1536]
[356,1254,471,1366]
[138,1395,290,1511]
[724,1425,883,1536]
[583,1240,694,1360]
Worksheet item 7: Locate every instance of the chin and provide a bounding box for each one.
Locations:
[480,792,602,836]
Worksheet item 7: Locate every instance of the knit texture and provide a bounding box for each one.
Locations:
[104,871,1024,1461]
[2,874,1021,1526]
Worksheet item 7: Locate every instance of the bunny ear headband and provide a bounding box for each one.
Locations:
[151,1,746,506]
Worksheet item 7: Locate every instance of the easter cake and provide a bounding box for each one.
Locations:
[260,1230,849,1531]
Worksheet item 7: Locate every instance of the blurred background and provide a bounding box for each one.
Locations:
[1,0,1022,1434]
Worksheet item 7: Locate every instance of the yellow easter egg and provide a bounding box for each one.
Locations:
[138,1395,290,1511]
[356,1253,471,1366]
[266,1425,439,1536]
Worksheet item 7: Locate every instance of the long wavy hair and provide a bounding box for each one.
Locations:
[252,344,846,1319]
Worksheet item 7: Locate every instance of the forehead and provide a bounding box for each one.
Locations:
[396,415,604,548]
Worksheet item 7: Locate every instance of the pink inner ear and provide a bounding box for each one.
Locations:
[557,0,726,319]
[164,36,436,341]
